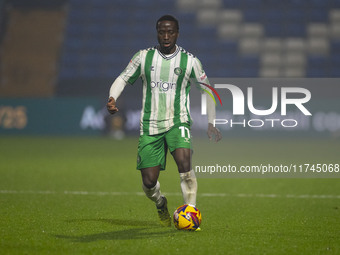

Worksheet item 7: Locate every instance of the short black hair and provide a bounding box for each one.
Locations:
[156,15,179,31]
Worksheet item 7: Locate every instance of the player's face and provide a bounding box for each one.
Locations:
[157,20,179,54]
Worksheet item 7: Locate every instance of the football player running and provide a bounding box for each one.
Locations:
[107,15,221,228]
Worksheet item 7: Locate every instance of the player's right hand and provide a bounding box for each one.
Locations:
[107,97,119,114]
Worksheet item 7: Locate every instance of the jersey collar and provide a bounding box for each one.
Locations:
[157,45,180,60]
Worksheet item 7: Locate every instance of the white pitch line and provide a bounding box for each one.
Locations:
[1,190,340,199]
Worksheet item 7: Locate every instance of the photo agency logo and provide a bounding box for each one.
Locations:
[193,79,340,178]
[196,79,312,129]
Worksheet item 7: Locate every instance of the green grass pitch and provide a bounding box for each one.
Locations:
[0,136,339,255]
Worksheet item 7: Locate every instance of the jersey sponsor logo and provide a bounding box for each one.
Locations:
[150,80,176,92]
[174,67,183,75]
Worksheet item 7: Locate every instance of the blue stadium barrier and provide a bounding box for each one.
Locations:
[57,0,340,96]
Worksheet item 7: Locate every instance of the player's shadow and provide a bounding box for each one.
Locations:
[55,218,174,242]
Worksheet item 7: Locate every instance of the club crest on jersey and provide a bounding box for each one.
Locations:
[174,67,182,75]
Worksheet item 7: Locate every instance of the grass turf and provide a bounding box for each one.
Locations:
[0,136,339,255]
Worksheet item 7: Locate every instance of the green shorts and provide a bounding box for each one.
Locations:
[137,123,192,170]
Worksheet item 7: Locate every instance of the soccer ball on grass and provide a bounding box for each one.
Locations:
[173,204,202,230]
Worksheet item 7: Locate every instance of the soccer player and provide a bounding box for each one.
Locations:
[107,15,221,227]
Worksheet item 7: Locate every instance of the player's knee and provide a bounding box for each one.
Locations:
[142,177,157,189]
[173,149,191,173]
[177,160,191,173]
[141,167,160,189]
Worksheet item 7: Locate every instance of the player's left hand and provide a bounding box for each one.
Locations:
[207,123,222,142]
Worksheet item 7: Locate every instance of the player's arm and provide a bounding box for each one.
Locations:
[107,51,141,114]
[192,57,222,142]
[107,77,127,114]
[206,88,222,142]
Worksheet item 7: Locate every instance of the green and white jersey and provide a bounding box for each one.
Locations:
[119,45,209,135]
